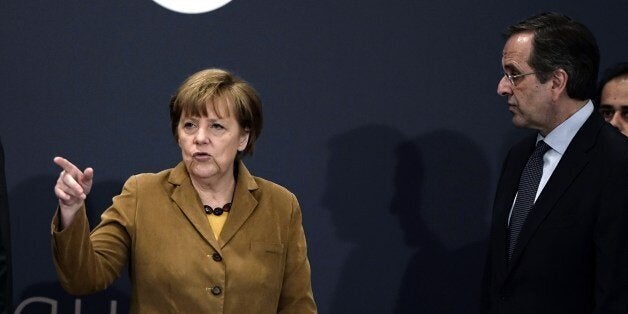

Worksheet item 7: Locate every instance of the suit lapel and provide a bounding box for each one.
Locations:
[493,135,536,280]
[168,162,222,251]
[218,161,259,248]
[507,114,602,272]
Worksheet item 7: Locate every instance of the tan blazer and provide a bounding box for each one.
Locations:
[52,161,317,313]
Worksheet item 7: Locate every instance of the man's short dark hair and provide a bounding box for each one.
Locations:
[595,62,628,105]
[504,12,600,101]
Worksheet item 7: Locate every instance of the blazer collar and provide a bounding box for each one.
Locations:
[492,135,536,279]
[167,160,259,251]
[218,160,259,248]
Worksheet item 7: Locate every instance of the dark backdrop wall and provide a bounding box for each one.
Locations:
[1,1,626,313]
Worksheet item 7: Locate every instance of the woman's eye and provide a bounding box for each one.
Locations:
[182,121,197,130]
[211,123,225,130]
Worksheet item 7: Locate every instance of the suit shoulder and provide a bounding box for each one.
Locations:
[598,124,628,161]
[126,168,174,186]
[253,176,297,201]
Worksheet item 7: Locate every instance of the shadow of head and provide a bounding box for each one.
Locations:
[321,125,405,241]
[391,129,491,249]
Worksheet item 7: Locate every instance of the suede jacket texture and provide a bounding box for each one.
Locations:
[51,161,317,313]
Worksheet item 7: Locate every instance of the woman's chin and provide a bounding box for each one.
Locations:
[189,165,218,180]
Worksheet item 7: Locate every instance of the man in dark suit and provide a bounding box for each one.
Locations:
[481,13,628,313]
[0,139,11,314]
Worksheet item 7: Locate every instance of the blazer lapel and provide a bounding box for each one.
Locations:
[507,114,602,271]
[168,162,221,251]
[494,135,536,281]
[218,161,259,248]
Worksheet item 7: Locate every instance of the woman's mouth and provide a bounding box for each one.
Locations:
[192,152,211,161]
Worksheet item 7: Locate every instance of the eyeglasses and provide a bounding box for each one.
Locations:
[503,71,538,86]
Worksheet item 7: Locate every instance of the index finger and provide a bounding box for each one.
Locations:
[53,156,82,177]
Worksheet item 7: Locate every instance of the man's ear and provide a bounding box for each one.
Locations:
[550,69,568,100]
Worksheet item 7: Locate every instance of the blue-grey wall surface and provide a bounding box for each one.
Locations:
[1,0,626,313]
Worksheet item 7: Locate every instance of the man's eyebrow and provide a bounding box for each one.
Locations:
[503,64,518,72]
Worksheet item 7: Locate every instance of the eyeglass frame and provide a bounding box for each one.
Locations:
[503,71,538,86]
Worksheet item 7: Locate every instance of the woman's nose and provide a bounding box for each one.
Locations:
[194,128,210,144]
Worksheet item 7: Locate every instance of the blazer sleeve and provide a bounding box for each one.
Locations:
[51,175,137,295]
[277,194,317,314]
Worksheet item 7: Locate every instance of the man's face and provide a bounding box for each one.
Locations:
[497,32,555,135]
[599,74,628,136]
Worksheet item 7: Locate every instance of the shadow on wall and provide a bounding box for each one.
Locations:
[322,125,412,314]
[9,174,130,313]
[322,126,492,314]
[392,130,491,313]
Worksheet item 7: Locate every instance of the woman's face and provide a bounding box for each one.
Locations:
[177,99,249,185]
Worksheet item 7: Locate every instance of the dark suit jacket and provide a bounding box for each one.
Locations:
[481,113,628,314]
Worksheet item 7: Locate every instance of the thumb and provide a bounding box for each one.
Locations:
[80,167,94,194]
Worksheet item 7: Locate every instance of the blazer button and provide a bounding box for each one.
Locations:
[212,253,222,261]
[211,286,222,295]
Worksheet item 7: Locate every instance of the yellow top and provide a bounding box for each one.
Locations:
[206,212,229,239]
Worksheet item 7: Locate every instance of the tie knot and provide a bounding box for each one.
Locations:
[534,140,551,156]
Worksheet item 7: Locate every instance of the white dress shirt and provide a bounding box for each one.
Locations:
[508,101,594,225]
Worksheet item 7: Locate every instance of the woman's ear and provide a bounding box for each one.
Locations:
[238,128,250,152]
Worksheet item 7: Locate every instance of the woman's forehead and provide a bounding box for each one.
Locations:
[182,97,234,118]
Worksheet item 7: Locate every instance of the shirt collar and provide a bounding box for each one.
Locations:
[537,100,593,155]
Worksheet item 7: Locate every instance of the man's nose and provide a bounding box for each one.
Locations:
[609,111,625,131]
[497,76,512,96]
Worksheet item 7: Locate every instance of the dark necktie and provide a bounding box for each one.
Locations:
[508,140,551,261]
